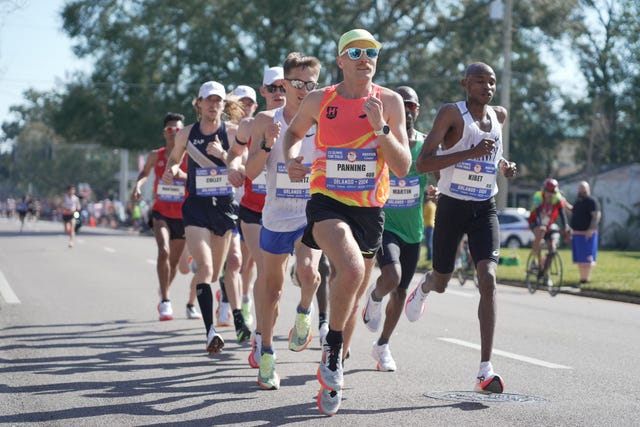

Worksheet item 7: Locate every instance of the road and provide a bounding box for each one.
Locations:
[1,218,638,426]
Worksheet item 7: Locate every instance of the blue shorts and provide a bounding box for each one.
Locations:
[260,225,305,255]
[572,233,598,264]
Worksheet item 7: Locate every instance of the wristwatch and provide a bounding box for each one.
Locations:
[374,124,390,136]
[260,140,272,152]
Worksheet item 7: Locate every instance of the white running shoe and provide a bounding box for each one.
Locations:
[362,285,383,332]
[157,301,174,321]
[217,301,233,327]
[371,341,397,372]
[405,274,428,322]
[206,328,224,354]
[186,304,202,320]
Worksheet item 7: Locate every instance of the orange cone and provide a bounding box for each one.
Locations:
[89,216,96,227]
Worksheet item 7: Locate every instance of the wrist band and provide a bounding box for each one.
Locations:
[235,136,248,146]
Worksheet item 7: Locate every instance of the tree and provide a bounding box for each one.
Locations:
[564,0,640,175]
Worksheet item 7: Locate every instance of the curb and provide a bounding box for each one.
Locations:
[499,280,640,305]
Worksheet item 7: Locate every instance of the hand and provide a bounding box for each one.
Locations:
[265,121,282,143]
[206,135,225,158]
[162,167,176,184]
[287,156,309,182]
[470,138,495,159]
[501,159,517,178]
[227,167,245,188]
[427,184,439,202]
[131,189,141,202]
[363,96,384,129]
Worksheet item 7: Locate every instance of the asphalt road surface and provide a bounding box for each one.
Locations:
[1,218,638,426]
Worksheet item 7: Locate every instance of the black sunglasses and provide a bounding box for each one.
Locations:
[265,84,286,93]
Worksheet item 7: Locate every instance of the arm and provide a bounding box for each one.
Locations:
[371,89,411,177]
[162,125,190,184]
[131,150,157,201]
[226,118,252,187]
[245,111,280,181]
[283,91,321,181]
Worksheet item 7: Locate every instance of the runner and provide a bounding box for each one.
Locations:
[283,29,411,415]
[405,62,517,394]
[361,86,429,372]
[131,112,201,321]
[245,52,323,390]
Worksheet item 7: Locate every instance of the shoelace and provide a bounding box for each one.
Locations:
[325,345,341,371]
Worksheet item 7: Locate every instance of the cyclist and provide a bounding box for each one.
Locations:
[527,178,570,284]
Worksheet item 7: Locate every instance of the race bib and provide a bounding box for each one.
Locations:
[157,178,185,202]
[275,162,311,199]
[251,167,267,194]
[325,148,377,191]
[449,160,496,200]
[195,167,232,196]
[385,176,420,208]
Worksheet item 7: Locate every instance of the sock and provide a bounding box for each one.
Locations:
[196,283,213,334]
[377,336,389,346]
[325,329,343,347]
[242,294,250,303]
[261,345,274,355]
[297,304,311,314]
[371,287,382,302]
[219,277,229,303]
[318,312,327,325]
[478,361,493,378]
[186,303,195,309]
[232,309,245,331]
[161,299,170,303]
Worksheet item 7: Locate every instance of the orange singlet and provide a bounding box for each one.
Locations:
[312,84,389,207]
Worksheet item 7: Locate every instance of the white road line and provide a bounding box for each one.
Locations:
[438,337,573,369]
[104,247,116,253]
[0,270,21,304]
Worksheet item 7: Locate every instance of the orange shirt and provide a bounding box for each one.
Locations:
[313,84,389,207]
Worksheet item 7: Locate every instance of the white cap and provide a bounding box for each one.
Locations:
[262,66,284,86]
[231,85,257,103]
[198,81,226,99]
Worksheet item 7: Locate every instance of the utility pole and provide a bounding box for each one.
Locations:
[491,0,512,209]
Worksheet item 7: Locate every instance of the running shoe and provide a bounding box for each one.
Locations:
[362,285,383,332]
[186,304,202,320]
[317,387,342,416]
[236,324,252,344]
[405,274,428,322]
[371,341,397,372]
[216,302,232,326]
[206,328,224,354]
[317,338,343,391]
[257,352,280,390]
[241,298,253,327]
[288,308,313,352]
[248,333,261,369]
[475,373,505,394]
[157,301,174,321]
[318,321,329,346]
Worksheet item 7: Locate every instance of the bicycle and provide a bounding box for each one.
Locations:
[455,237,478,288]
[524,229,564,296]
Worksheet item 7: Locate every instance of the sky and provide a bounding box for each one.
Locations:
[0,1,586,140]
[0,0,92,129]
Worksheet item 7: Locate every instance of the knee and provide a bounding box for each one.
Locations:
[226,250,242,273]
[157,246,170,261]
[296,263,320,288]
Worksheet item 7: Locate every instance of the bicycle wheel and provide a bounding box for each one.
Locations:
[547,252,564,297]
[525,252,539,294]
